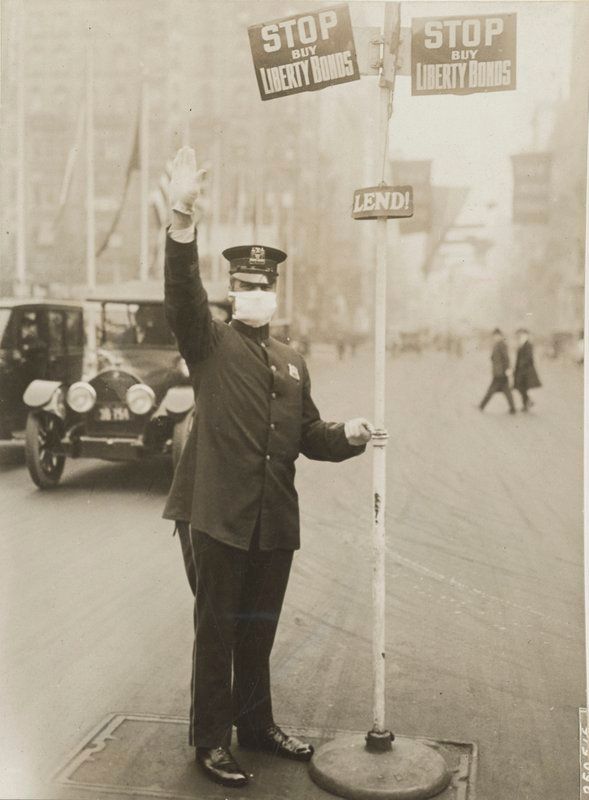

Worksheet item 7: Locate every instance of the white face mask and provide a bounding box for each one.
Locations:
[229,290,277,328]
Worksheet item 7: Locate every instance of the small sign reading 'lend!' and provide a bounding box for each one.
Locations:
[352,185,414,220]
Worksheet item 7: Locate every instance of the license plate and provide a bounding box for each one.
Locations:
[96,404,130,422]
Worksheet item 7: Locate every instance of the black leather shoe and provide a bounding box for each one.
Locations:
[196,747,248,787]
[238,724,314,762]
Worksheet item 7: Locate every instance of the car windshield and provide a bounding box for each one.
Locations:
[0,308,13,349]
[100,302,175,347]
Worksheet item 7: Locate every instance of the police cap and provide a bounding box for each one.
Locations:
[222,245,287,285]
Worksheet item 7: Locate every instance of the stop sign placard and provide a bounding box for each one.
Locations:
[411,14,517,96]
[248,3,360,101]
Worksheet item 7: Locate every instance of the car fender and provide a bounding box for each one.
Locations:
[23,380,66,418]
[156,385,195,418]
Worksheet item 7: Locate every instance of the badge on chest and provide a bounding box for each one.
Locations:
[288,363,300,381]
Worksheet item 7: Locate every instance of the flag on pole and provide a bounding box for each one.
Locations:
[391,160,432,233]
[95,103,140,258]
[148,159,172,270]
[54,103,86,228]
[511,152,552,224]
[422,186,470,275]
[150,160,173,229]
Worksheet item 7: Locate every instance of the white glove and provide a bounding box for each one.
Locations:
[169,146,208,221]
[344,417,374,445]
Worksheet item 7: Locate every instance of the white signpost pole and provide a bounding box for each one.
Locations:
[310,5,451,798]
[371,75,391,740]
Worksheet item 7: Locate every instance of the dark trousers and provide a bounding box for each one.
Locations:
[479,376,515,412]
[177,522,293,749]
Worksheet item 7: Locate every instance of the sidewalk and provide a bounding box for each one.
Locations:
[50,713,475,800]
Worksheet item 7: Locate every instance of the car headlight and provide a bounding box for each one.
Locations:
[126,383,156,415]
[66,382,97,414]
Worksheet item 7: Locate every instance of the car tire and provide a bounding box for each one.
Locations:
[25,412,66,489]
[172,412,192,470]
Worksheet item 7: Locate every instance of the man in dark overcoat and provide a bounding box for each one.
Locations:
[513,328,541,411]
[479,327,516,413]
[162,148,372,788]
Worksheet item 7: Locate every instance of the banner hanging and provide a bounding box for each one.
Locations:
[511,152,552,224]
[391,160,432,233]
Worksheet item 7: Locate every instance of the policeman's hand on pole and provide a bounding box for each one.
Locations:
[344,417,374,445]
[169,146,208,228]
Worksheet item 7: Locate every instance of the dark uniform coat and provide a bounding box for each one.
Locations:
[162,232,364,551]
[513,340,541,391]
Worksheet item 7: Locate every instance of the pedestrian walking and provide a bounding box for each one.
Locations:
[162,147,373,789]
[513,328,541,411]
[478,327,516,414]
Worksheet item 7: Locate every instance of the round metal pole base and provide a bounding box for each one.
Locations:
[309,734,451,800]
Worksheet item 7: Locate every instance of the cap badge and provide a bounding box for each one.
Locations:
[249,246,266,265]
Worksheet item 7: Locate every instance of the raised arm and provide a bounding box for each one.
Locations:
[164,147,219,366]
[165,226,217,366]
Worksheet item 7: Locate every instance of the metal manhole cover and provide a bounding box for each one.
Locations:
[51,713,477,800]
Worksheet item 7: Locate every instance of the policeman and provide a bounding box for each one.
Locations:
[163,147,373,789]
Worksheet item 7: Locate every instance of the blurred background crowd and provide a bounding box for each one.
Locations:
[1,0,586,362]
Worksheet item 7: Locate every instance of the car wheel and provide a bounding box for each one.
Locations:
[25,412,66,489]
[172,412,192,470]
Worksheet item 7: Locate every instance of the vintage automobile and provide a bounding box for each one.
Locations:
[0,299,85,442]
[23,296,230,488]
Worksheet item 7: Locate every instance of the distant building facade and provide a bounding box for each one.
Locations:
[1,0,373,327]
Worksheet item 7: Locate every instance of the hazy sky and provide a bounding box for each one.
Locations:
[347,1,577,220]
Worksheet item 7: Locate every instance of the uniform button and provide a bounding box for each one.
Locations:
[266,454,271,461]
[271,392,277,399]
[261,342,267,348]
[270,365,277,372]
[270,422,276,430]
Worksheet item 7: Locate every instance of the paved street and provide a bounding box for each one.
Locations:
[0,346,584,800]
